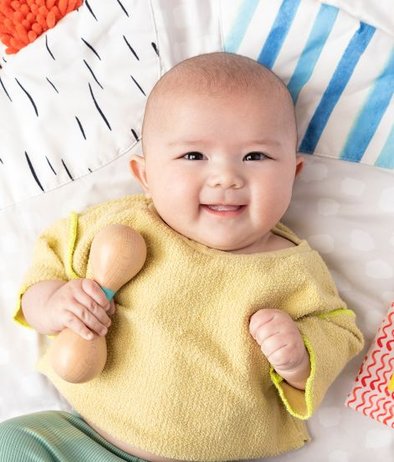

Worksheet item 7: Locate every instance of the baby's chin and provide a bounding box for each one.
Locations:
[194,232,273,254]
[205,243,239,252]
[167,221,260,253]
[196,236,256,253]
[180,232,237,252]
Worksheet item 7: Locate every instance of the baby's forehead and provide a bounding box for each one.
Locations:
[145,75,294,133]
[150,59,285,103]
[142,53,297,144]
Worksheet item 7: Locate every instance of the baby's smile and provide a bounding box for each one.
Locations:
[200,203,246,217]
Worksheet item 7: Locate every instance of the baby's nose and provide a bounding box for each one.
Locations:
[207,167,244,190]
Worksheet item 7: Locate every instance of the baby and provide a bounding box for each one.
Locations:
[0,52,363,462]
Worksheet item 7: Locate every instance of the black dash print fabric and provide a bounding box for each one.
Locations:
[0,0,159,210]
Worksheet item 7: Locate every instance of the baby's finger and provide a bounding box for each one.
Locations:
[74,289,112,328]
[260,332,288,360]
[68,301,110,337]
[62,312,96,341]
[107,300,116,316]
[249,309,276,334]
[81,279,112,309]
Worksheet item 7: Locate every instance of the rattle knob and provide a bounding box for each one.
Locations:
[89,224,147,292]
[50,224,147,383]
[50,330,107,383]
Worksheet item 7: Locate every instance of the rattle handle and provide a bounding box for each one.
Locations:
[101,286,116,301]
[50,284,114,384]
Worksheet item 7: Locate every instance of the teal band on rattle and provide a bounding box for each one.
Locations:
[101,286,116,301]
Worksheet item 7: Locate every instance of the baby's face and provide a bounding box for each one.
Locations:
[134,87,303,253]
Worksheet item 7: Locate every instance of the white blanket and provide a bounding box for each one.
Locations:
[1,1,393,460]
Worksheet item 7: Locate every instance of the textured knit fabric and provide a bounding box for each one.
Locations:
[14,194,364,461]
[0,411,146,461]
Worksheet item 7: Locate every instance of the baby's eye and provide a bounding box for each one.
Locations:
[243,152,269,161]
[183,152,205,160]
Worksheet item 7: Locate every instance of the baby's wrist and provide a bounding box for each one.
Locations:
[274,352,311,390]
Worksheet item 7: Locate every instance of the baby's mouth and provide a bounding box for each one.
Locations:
[206,205,242,211]
[201,204,246,216]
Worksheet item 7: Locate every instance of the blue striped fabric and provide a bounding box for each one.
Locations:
[223,0,394,170]
[341,51,394,163]
[225,0,259,54]
[287,4,339,103]
[376,126,394,169]
[299,22,376,154]
[257,0,301,69]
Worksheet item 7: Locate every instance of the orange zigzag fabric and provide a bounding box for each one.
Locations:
[0,0,83,54]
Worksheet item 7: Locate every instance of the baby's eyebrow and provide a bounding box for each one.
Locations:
[247,139,282,148]
[168,139,207,147]
[168,139,283,148]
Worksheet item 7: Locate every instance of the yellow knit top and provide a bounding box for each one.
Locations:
[15,195,363,461]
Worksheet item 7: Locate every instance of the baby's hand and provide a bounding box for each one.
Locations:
[47,279,115,340]
[249,309,310,389]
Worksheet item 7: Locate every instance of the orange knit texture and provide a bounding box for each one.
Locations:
[0,0,83,54]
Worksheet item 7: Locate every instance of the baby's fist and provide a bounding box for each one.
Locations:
[249,309,310,388]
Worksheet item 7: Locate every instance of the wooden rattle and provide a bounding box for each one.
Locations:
[50,224,147,383]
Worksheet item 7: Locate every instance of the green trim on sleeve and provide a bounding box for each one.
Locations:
[270,336,316,420]
[317,308,355,320]
[12,286,34,329]
[66,212,81,280]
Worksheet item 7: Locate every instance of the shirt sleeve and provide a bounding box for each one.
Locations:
[269,251,364,420]
[270,310,363,419]
[13,213,80,327]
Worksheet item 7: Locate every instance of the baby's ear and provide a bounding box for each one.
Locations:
[129,155,150,195]
[295,154,304,177]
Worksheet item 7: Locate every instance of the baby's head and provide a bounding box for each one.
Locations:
[131,52,303,253]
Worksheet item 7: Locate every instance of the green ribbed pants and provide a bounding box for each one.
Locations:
[0,411,147,462]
